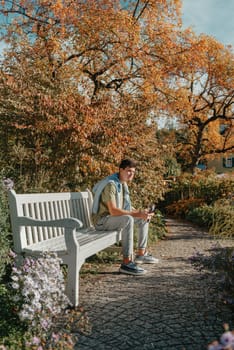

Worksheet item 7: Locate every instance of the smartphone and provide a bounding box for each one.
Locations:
[148,204,157,213]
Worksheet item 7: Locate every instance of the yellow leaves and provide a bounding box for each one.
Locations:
[45,37,61,53]
[0,0,185,109]
[1,0,233,180]
[204,121,223,147]
[51,0,64,11]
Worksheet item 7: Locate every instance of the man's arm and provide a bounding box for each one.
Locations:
[106,200,154,221]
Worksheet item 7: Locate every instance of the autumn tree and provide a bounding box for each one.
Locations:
[158,33,234,172]
[0,0,185,203]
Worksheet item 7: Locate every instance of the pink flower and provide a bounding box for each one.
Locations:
[52,332,60,342]
[220,331,234,346]
[8,250,17,258]
[32,336,41,345]
[207,340,222,350]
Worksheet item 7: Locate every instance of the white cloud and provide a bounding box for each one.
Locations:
[181,0,234,47]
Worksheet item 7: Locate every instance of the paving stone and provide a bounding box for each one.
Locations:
[75,219,234,350]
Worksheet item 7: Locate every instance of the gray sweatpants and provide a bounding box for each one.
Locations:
[95,215,149,259]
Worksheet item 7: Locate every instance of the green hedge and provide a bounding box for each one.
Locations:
[186,199,234,238]
[0,184,12,281]
[209,199,234,238]
[186,204,214,228]
[163,171,234,208]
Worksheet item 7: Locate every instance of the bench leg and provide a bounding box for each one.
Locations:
[66,258,84,307]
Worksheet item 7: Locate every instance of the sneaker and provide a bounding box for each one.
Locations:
[119,261,146,276]
[135,253,159,264]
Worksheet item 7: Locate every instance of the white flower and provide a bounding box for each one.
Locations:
[220,331,234,346]
[19,309,32,321]
[10,252,70,332]
[12,282,20,290]
[2,178,14,190]
[11,275,19,282]
[12,295,21,302]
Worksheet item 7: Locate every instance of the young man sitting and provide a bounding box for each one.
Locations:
[92,158,159,276]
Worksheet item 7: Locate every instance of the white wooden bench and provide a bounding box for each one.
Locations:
[7,189,122,307]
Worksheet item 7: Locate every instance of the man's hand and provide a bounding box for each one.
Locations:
[136,209,154,221]
[107,201,154,221]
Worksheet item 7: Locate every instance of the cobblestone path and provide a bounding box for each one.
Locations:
[75,219,234,350]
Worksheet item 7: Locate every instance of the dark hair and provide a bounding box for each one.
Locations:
[119,158,138,169]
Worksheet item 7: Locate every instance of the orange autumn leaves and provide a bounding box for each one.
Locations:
[0,0,233,195]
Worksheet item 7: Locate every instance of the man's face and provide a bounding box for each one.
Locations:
[119,166,136,183]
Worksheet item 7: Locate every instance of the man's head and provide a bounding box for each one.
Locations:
[119,159,138,169]
[119,158,137,183]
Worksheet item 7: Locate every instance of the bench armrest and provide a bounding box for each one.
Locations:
[17,216,83,229]
[16,216,83,253]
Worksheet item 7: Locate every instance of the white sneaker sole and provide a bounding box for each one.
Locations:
[135,259,159,264]
[119,268,147,276]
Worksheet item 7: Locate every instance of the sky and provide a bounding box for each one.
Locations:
[181,0,234,48]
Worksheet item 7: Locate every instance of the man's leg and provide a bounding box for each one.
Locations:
[96,215,134,261]
[134,217,149,252]
[134,218,159,264]
[96,215,146,275]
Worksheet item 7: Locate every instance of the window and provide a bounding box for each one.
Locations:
[223,157,234,168]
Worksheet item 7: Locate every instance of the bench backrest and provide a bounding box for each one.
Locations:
[8,189,94,252]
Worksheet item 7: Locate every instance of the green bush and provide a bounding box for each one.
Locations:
[186,205,214,228]
[209,199,234,238]
[0,183,12,281]
[0,283,27,349]
[186,199,234,238]
[148,210,167,241]
[165,198,205,218]
[164,171,234,208]
[162,172,234,235]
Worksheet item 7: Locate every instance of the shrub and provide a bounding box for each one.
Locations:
[0,251,85,349]
[209,199,234,238]
[165,198,205,218]
[149,210,167,241]
[10,252,70,332]
[186,205,214,228]
[163,171,234,209]
[0,181,12,281]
